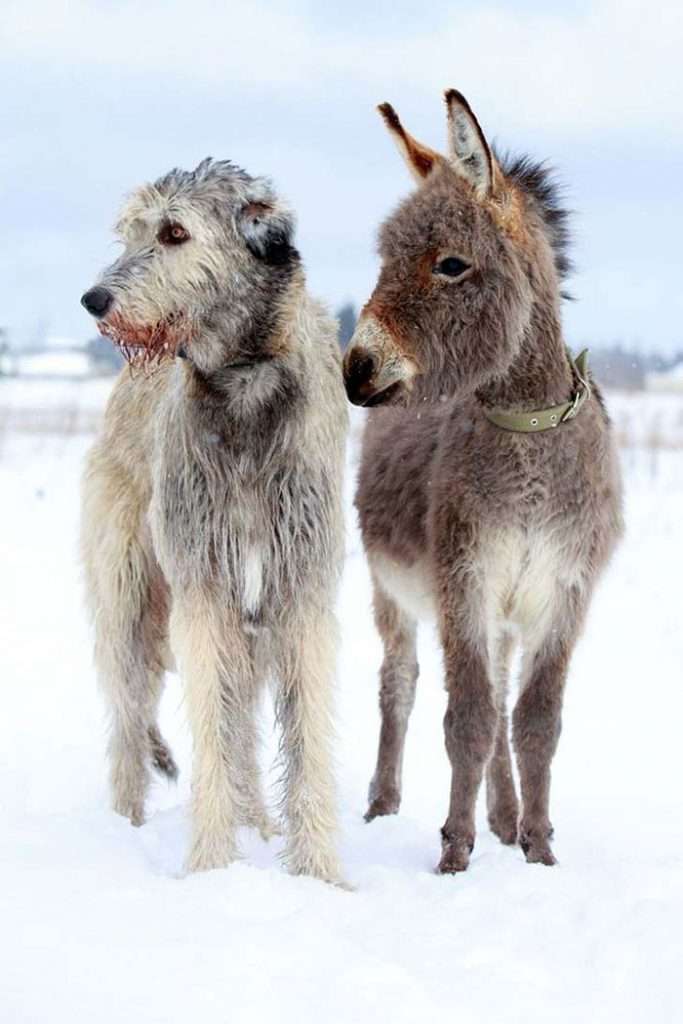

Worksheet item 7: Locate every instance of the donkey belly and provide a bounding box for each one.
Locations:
[369,523,587,642]
[371,551,437,621]
[480,528,586,647]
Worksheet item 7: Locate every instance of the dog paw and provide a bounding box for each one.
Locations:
[185,839,237,874]
[284,846,344,886]
[113,797,145,828]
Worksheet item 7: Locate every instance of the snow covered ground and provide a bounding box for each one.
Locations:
[1,381,682,1023]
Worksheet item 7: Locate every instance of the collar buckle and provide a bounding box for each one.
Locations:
[561,383,585,422]
[561,352,591,422]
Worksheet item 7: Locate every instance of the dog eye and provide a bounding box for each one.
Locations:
[433,257,470,278]
[159,223,190,246]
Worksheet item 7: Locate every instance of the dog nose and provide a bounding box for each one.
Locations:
[81,286,113,318]
[343,349,377,406]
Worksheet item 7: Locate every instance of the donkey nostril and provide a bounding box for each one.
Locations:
[345,351,375,386]
[81,286,113,318]
[344,350,376,405]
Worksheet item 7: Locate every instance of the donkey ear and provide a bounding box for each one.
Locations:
[378,102,443,184]
[237,192,297,266]
[444,89,493,198]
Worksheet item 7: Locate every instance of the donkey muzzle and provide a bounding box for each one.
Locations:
[343,315,413,407]
[344,350,406,406]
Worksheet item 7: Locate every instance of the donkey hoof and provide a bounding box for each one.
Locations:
[437,830,474,874]
[436,844,471,874]
[364,793,400,822]
[488,812,518,846]
[520,829,557,866]
[523,843,558,866]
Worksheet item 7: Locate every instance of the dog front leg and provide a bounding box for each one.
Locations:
[171,595,253,873]
[275,609,344,885]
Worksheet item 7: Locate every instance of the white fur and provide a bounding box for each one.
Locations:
[474,527,586,652]
[372,528,587,674]
[242,543,263,615]
[371,552,436,622]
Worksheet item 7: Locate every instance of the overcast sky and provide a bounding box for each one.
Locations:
[2,0,682,352]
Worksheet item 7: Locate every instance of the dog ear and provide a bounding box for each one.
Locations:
[238,194,298,267]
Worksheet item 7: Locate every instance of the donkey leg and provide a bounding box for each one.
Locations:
[275,609,342,884]
[438,617,497,874]
[365,582,418,822]
[171,597,253,873]
[512,632,574,866]
[486,633,519,845]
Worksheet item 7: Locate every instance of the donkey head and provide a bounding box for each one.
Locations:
[344,90,562,406]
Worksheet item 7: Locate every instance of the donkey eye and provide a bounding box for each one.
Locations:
[159,223,190,246]
[433,257,470,278]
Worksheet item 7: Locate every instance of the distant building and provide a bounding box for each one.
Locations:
[14,348,92,378]
[1,333,123,379]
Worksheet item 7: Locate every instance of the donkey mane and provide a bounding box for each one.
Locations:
[494,148,573,285]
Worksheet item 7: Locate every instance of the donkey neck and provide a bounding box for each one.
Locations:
[476,304,574,412]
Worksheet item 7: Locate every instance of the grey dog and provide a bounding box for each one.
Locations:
[80,158,348,883]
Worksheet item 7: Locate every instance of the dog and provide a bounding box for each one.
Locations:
[80,158,347,882]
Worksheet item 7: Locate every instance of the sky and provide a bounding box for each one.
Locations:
[1,0,682,353]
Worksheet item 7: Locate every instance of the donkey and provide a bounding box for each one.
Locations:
[344,91,623,873]
[80,158,347,883]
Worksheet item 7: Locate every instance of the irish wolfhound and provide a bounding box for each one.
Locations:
[80,158,348,883]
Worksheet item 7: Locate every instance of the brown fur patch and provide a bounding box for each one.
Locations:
[486,184,531,249]
[416,249,439,287]
[378,102,442,180]
[243,200,273,220]
[362,298,423,373]
[98,313,194,372]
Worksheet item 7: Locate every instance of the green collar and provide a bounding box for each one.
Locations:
[483,349,591,434]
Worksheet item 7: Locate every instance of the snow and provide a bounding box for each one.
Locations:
[1,385,682,1023]
[0,375,113,437]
